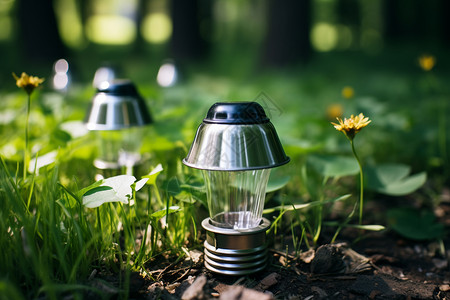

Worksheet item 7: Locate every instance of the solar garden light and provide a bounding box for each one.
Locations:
[85,79,153,176]
[183,102,289,275]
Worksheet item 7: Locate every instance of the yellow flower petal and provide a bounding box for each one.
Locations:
[12,72,45,95]
[331,113,371,140]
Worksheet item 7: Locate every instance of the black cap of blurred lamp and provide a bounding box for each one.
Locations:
[203,102,270,124]
[85,80,153,131]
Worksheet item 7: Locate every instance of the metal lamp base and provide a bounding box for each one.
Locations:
[201,217,271,275]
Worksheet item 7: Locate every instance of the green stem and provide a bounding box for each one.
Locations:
[350,139,364,225]
[313,177,327,245]
[24,94,31,181]
[152,183,163,206]
[330,200,357,243]
[96,207,102,240]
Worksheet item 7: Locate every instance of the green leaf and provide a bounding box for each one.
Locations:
[387,208,444,240]
[51,128,72,144]
[366,164,410,187]
[284,138,324,155]
[378,172,427,195]
[134,178,149,191]
[165,177,181,198]
[82,186,120,208]
[83,186,113,196]
[150,206,182,221]
[142,164,163,185]
[81,175,136,208]
[102,175,136,199]
[58,183,81,208]
[307,154,359,178]
[266,175,291,193]
[28,151,57,174]
[365,164,427,196]
[164,177,204,205]
[77,179,104,199]
[180,182,207,207]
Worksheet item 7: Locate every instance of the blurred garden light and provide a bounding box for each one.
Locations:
[156,60,178,87]
[183,102,289,275]
[85,80,153,177]
[93,66,119,88]
[52,59,70,91]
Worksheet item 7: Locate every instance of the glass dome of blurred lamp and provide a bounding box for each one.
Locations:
[85,79,153,176]
[156,59,178,87]
[183,102,290,275]
[92,65,121,88]
[52,59,71,91]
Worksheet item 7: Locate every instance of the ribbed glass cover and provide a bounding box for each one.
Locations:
[202,169,271,229]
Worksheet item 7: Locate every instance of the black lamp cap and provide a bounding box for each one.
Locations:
[91,79,153,126]
[204,102,269,124]
[96,79,139,97]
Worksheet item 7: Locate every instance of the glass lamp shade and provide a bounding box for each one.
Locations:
[85,80,153,170]
[203,169,270,229]
[93,127,145,170]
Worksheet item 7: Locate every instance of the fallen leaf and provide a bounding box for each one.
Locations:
[299,249,315,264]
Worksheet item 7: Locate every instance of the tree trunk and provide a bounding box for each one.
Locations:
[170,0,211,63]
[261,0,312,67]
[17,0,66,68]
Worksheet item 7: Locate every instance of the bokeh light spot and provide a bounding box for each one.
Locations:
[0,17,12,40]
[311,23,338,52]
[141,13,172,44]
[86,15,136,45]
[55,59,69,73]
[157,61,177,87]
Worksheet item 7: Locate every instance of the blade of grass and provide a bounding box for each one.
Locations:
[263,194,351,214]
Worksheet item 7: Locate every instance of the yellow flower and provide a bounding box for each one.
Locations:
[418,55,436,72]
[12,72,45,95]
[341,86,354,99]
[332,113,371,140]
